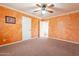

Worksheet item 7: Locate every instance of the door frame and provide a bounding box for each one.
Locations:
[39,20,49,38]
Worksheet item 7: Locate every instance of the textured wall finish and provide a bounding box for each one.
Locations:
[49,12,79,42]
[0,6,39,45]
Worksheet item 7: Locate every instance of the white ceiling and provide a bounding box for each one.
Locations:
[0,3,79,18]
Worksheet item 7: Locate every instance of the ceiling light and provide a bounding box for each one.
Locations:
[41,10,46,15]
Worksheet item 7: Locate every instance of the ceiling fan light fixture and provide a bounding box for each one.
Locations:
[41,10,46,15]
[34,3,54,15]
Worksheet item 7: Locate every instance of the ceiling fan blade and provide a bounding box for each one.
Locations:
[48,4,54,8]
[34,10,39,12]
[49,7,65,11]
[47,9,53,13]
[36,4,41,7]
[33,8,40,12]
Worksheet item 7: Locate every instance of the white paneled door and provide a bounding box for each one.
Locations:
[40,21,49,38]
[22,16,31,40]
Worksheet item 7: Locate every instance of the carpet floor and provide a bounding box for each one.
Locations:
[0,38,79,56]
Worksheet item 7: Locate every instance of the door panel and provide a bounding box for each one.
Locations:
[22,16,31,40]
[40,21,49,38]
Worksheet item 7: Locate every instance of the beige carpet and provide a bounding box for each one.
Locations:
[0,38,79,56]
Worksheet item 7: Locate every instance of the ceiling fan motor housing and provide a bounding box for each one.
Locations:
[41,4,47,10]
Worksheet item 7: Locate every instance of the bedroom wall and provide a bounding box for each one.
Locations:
[0,6,39,45]
[31,17,39,38]
[49,12,79,43]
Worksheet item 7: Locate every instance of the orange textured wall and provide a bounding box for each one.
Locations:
[0,6,39,45]
[49,12,79,42]
[31,18,39,38]
[0,6,22,45]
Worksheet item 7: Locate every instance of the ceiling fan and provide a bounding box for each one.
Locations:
[33,3,55,15]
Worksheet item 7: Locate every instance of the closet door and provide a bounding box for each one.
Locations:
[40,21,49,38]
[22,16,31,40]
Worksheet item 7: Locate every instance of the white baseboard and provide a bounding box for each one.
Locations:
[49,37,79,44]
[0,37,78,47]
[0,37,38,47]
[0,40,24,47]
